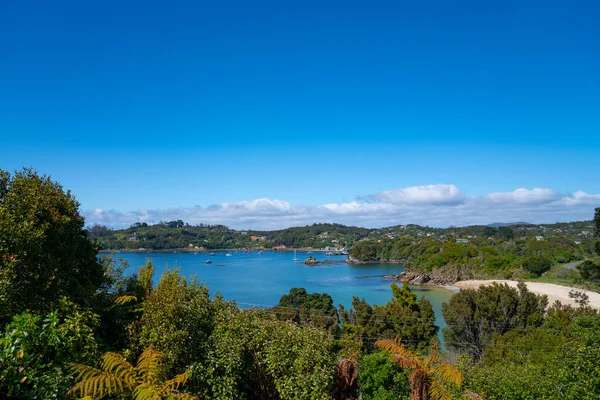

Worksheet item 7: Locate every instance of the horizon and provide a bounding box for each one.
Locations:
[2,1,599,229]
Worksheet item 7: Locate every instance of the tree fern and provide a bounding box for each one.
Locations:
[66,347,197,399]
[375,337,463,400]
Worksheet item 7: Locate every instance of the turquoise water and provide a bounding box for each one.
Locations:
[109,250,456,331]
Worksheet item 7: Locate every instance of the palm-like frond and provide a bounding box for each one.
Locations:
[66,362,104,382]
[429,379,453,400]
[431,364,463,388]
[133,383,161,400]
[68,347,196,400]
[68,374,127,399]
[375,338,421,370]
[115,294,138,305]
[375,337,464,400]
[100,352,136,385]
[159,371,190,393]
[137,347,162,386]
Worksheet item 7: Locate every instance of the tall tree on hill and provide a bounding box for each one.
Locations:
[0,168,104,326]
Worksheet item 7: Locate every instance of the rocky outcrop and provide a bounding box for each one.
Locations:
[304,256,320,266]
[384,268,463,286]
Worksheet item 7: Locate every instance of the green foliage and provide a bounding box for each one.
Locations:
[359,351,410,400]
[93,222,373,250]
[578,259,600,283]
[93,257,155,349]
[442,282,547,358]
[339,283,438,351]
[273,287,340,335]
[522,254,553,275]
[190,302,336,400]
[463,313,600,400]
[0,299,100,398]
[0,168,104,325]
[68,347,197,399]
[136,269,213,375]
[350,233,596,281]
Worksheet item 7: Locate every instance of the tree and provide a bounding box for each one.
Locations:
[0,299,100,398]
[442,282,547,359]
[67,347,197,399]
[577,260,600,284]
[375,337,463,400]
[190,304,336,400]
[339,283,438,351]
[358,351,410,400]
[86,224,112,241]
[272,287,340,334]
[136,269,213,376]
[0,168,104,325]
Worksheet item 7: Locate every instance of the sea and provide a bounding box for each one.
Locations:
[107,250,457,332]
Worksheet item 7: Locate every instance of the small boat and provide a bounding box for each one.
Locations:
[210,252,216,256]
[292,250,299,261]
[225,253,232,257]
[205,260,212,264]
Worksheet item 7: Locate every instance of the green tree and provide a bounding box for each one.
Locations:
[0,299,100,398]
[577,260,600,284]
[442,282,547,359]
[136,269,213,376]
[463,314,600,400]
[359,351,410,400]
[0,168,104,325]
[190,304,336,400]
[273,287,340,335]
[339,283,437,351]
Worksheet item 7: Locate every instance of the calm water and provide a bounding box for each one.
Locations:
[109,250,456,331]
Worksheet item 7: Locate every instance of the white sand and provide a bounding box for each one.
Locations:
[452,280,600,309]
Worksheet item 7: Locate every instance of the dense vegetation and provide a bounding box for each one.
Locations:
[1,169,599,399]
[350,232,596,282]
[91,222,372,251]
[90,214,595,253]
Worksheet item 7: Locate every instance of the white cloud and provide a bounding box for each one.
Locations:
[83,185,600,230]
[370,184,465,205]
[483,188,562,204]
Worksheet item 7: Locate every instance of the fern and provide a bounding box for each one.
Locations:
[114,294,138,305]
[375,337,463,400]
[67,347,198,399]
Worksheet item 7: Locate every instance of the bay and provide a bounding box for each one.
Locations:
[110,250,457,332]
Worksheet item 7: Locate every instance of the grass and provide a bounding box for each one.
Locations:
[530,263,600,293]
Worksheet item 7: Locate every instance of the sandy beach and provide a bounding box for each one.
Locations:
[452,280,600,309]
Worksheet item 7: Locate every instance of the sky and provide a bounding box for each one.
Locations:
[1,1,599,229]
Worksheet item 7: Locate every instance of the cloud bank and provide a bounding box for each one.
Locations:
[83,185,600,230]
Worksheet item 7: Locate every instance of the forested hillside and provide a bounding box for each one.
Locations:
[90,218,595,252]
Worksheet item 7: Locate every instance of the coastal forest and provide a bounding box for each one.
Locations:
[91,215,594,253]
[1,168,600,399]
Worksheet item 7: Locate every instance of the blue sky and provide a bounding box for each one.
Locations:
[1,1,599,229]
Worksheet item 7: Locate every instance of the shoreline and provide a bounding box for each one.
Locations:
[452,280,600,309]
[384,272,600,309]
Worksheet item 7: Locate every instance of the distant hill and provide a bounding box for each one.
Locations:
[88,219,593,251]
[487,222,532,227]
